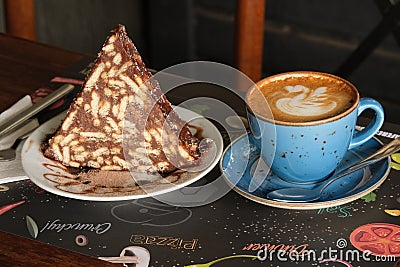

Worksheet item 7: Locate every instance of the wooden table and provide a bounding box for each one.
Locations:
[0,34,117,267]
[0,33,85,111]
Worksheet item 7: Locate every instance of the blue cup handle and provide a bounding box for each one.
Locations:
[349,97,384,149]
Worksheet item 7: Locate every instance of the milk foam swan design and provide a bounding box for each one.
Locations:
[276,85,337,117]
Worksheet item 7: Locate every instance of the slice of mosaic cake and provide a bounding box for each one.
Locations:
[44,24,201,173]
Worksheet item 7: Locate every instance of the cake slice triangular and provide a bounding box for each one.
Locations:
[44,24,201,173]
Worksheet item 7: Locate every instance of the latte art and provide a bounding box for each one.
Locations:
[276,85,337,117]
[247,72,358,123]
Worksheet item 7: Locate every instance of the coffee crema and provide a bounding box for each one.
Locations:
[247,72,358,123]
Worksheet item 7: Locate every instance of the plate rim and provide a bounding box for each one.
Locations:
[220,132,391,210]
[21,106,223,201]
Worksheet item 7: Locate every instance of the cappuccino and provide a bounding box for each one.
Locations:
[247,72,358,123]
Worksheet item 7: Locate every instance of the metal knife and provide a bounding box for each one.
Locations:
[0,84,75,138]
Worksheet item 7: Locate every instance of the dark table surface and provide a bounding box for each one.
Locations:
[1,33,400,267]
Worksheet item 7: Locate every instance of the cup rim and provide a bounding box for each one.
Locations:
[246,71,360,126]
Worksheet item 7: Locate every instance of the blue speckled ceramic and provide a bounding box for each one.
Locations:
[247,73,384,183]
[220,133,390,209]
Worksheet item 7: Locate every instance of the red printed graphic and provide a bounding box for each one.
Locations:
[50,77,84,86]
[350,223,400,256]
[0,200,25,215]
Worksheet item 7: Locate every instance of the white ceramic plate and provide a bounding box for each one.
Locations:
[21,106,223,201]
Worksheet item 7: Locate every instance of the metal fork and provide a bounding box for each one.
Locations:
[0,131,33,162]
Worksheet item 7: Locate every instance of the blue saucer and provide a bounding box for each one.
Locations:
[220,133,391,209]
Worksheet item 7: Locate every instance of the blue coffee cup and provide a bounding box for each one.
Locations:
[246,71,384,183]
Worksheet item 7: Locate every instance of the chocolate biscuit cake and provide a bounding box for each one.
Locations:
[43,24,202,173]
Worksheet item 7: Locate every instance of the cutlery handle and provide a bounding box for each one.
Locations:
[344,138,400,174]
[320,138,400,194]
[0,84,75,138]
[359,137,400,164]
